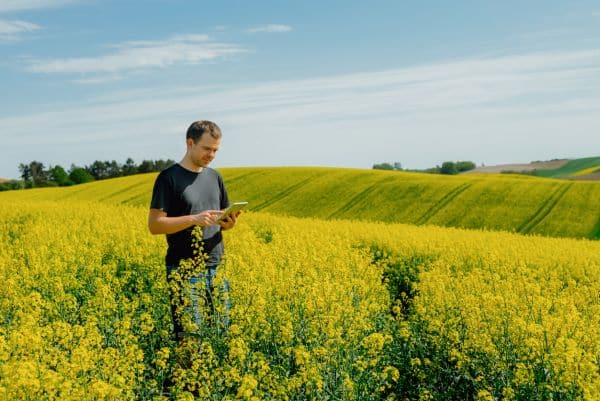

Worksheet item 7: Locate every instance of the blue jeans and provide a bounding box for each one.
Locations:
[166,264,230,340]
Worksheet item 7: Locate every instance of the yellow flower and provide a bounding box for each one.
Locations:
[476,389,495,401]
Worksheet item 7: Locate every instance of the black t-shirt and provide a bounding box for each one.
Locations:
[150,163,230,266]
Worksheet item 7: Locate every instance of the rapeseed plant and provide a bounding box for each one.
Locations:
[0,199,598,399]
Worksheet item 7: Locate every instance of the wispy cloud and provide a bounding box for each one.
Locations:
[8,49,600,131]
[0,19,41,41]
[2,48,599,175]
[70,74,123,85]
[0,0,78,13]
[592,11,600,17]
[26,34,248,74]
[514,28,574,42]
[246,24,292,34]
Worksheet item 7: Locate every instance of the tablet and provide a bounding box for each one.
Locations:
[217,202,248,222]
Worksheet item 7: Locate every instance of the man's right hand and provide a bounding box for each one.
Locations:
[192,210,222,227]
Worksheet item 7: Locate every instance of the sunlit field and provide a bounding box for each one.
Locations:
[2,167,600,240]
[0,194,598,400]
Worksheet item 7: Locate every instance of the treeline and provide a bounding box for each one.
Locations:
[373,161,476,175]
[0,158,174,191]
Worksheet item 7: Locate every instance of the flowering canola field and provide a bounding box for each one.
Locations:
[0,194,598,400]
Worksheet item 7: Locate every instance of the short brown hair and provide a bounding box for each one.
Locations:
[186,120,222,143]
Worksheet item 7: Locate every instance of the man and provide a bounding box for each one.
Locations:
[148,120,239,340]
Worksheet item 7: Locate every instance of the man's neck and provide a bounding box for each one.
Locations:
[179,157,204,173]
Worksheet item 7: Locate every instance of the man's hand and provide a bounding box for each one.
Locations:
[148,208,222,234]
[218,211,241,230]
[192,210,222,227]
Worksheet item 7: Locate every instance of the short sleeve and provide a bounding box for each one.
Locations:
[150,172,172,212]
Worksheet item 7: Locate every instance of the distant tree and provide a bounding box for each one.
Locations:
[106,160,122,178]
[440,161,458,175]
[393,162,403,171]
[137,160,155,174]
[49,165,73,186]
[14,157,174,190]
[455,161,476,172]
[0,180,25,192]
[23,161,49,187]
[87,160,110,180]
[373,162,394,171]
[122,158,137,176]
[18,163,32,184]
[154,159,175,172]
[69,166,95,184]
[18,161,51,187]
[422,166,441,174]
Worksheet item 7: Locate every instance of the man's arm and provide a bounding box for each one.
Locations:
[148,208,222,235]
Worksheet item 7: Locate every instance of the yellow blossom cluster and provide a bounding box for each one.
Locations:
[0,200,165,399]
[0,196,598,400]
[352,220,600,400]
[0,200,394,399]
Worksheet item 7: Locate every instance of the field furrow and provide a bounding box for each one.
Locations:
[327,177,394,219]
[416,182,472,225]
[251,176,315,211]
[518,183,573,234]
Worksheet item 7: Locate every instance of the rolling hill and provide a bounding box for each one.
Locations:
[465,156,600,180]
[534,156,600,178]
[2,166,599,240]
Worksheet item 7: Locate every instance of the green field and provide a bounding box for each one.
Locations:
[1,166,599,239]
[535,157,600,178]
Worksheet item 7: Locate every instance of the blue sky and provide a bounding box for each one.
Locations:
[1,0,599,179]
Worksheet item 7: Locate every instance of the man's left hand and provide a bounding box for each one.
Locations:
[218,211,241,230]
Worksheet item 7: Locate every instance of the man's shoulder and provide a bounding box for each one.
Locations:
[205,167,222,178]
[160,163,180,175]
[155,163,181,180]
[152,164,180,191]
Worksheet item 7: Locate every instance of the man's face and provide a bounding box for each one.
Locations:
[188,134,221,168]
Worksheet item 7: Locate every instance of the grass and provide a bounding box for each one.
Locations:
[534,156,600,178]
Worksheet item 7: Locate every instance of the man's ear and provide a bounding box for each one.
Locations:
[186,137,194,149]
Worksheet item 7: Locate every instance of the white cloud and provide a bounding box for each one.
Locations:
[1,48,599,177]
[8,49,600,129]
[26,34,247,74]
[246,24,292,34]
[0,19,40,34]
[70,74,123,85]
[0,19,41,41]
[0,0,78,13]
[593,11,600,17]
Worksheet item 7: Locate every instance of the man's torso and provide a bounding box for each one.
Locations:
[150,163,229,266]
